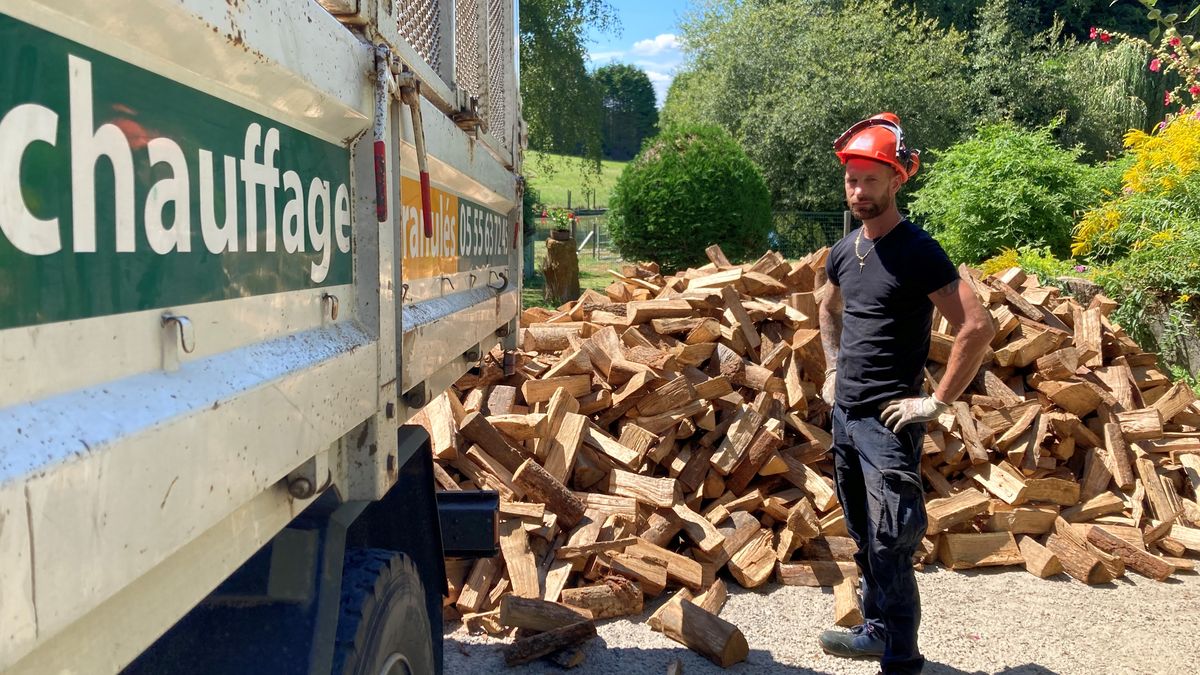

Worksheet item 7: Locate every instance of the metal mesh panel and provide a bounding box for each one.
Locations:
[486,0,507,142]
[770,211,847,258]
[455,0,482,97]
[397,0,443,73]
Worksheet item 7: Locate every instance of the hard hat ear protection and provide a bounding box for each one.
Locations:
[833,118,920,177]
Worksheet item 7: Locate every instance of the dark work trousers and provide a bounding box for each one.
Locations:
[831,404,929,675]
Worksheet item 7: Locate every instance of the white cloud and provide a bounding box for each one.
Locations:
[644,70,673,108]
[644,70,672,84]
[630,33,680,57]
[587,50,625,63]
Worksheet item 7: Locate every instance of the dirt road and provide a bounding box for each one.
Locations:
[445,566,1200,674]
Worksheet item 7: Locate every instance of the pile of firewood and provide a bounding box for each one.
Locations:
[417,244,1200,669]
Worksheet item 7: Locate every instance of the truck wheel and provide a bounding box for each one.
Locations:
[333,549,436,675]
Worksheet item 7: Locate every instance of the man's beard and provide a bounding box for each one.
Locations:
[849,194,891,220]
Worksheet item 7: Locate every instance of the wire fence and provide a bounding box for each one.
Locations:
[527,211,619,266]
[523,210,854,277]
[770,211,850,259]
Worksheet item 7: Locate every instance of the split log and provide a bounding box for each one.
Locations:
[513,459,587,528]
[498,596,592,632]
[559,577,643,619]
[607,469,678,508]
[1086,526,1174,581]
[832,576,863,627]
[727,528,776,588]
[456,557,502,614]
[925,489,991,534]
[1017,536,1063,578]
[938,532,1023,569]
[986,504,1059,534]
[460,412,526,473]
[1116,408,1164,442]
[503,620,596,666]
[628,538,705,590]
[522,374,592,404]
[777,560,858,587]
[657,599,750,668]
[499,518,541,598]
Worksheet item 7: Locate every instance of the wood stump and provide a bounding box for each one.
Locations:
[543,235,580,303]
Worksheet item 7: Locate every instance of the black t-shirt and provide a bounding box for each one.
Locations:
[825,219,958,411]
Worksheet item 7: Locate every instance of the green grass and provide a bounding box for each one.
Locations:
[525,151,627,209]
[521,254,615,310]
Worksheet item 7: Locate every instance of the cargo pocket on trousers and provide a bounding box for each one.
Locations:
[876,469,927,552]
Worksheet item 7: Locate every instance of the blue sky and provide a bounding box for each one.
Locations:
[584,0,697,107]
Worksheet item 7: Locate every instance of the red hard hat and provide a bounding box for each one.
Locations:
[834,112,920,182]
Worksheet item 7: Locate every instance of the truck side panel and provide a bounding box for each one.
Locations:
[1,0,378,669]
[0,0,521,670]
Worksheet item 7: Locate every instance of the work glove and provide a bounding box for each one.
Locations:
[880,395,949,433]
[821,368,837,407]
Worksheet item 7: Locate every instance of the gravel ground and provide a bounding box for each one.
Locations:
[444,566,1200,674]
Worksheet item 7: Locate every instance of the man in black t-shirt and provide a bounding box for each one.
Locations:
[817,113,995,674]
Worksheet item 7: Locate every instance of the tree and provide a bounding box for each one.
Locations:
[664,0,975,210]
[968,0,1069,128]
[594,64,658,160]
[901,0,1171,38]
[519,0,618,160]
[608,124,771,271]
[1058,39,1159,160]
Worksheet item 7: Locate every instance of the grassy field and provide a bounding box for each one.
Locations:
[525,151,627,209]
[521,252,614,310]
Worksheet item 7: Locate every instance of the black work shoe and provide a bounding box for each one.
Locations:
[819,623,885,658]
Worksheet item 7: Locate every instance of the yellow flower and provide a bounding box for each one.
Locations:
[1077,117,1200,258]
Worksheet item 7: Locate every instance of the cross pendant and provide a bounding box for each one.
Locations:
[858,261,866,272]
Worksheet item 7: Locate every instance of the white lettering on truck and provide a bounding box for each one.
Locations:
[0,54,350,282]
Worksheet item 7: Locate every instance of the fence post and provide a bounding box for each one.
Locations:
[843,210,852,237]
[592,220,599,259]
[567,190,572,210]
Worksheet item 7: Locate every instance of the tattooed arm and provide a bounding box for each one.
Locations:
[819,283,843,373]
[928,278,995,404]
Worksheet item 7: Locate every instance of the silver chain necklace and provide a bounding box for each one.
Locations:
[853,230,878,272]
[852,219,902,272]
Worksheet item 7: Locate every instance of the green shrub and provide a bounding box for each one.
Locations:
[522,183,542,243]
[608,124,771,271]
[1073,116,1200,354]
[908,122,1106,264]
[979,246,1079,286]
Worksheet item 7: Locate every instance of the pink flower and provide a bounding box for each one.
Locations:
[1100,32,1111,43]
[1191,85,1200,97]
[1150,58,1162,72]
[1166,91,1173,105]
[1171,36,1182,47]
[1090,27,1098,40]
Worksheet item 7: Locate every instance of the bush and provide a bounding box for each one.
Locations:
[908,122,1106,263]
[979,246,1079,284]
[1075,117,1200,261]
[522,183,542,243]
[607,124,771,271]
[1073,116,1200,353]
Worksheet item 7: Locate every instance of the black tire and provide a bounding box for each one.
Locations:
[333,549,436,675]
